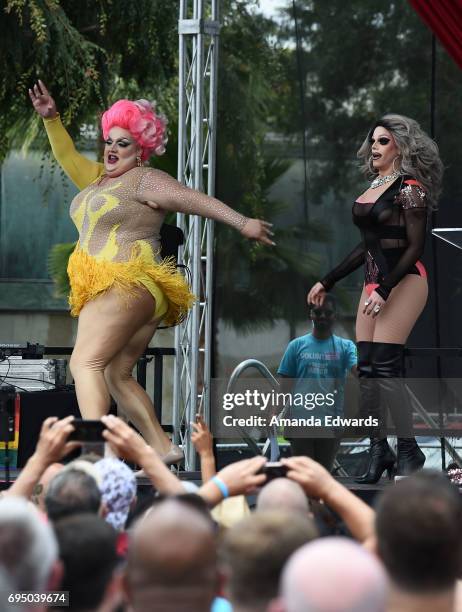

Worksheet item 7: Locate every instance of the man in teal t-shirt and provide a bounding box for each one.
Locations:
[277,294,357,470]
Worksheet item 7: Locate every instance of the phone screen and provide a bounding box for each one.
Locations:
[68,419,105,442]
[257,461,288,481]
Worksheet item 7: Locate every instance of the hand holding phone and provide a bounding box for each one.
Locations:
[257,461,288,481]
[68,419,105,442]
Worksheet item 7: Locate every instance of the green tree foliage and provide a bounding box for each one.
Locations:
[214,1,329,331]
[1,0,329,330]
[1,0,178,158]
[279,0,462,201]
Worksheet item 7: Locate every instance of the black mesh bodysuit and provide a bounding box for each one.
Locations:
[321,176,427,300]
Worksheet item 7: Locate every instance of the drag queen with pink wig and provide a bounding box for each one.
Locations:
[30,81,273,465]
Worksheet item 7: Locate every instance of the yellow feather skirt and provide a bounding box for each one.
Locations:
[67,247,195,326]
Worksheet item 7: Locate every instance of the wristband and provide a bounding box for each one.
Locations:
[211,475,229,499]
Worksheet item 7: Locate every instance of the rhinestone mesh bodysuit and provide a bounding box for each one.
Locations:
[43,115,247,323]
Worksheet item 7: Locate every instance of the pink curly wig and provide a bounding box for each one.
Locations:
[101,99,168,161]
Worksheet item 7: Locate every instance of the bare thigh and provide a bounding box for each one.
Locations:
[356,286,375,342]
[373,275,428,343]
[355,275,428,344]
[72,287,156,370]
[105,318,160,383]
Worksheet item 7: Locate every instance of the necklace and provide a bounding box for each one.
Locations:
[370,171,400,189]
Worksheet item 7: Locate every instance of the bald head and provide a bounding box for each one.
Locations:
[280,537,388,612]
[126,499,217,612]
[257,478,309,514]
[221,510,317,611]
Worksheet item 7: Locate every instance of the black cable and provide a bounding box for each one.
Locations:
[2,375,57,388]
[0,358,11,387]
[157,263,193,330]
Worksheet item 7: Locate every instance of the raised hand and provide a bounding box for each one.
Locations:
[101,414,150,465]
[240,218,275,246]
[34,416,80,465]
[281,456,334,501]
[213,455,268,497]
[4,416,80,500]
[191,414,213,457]
[28,80,57,119]
[307,281,326,307]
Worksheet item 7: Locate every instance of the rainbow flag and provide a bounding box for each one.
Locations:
[0,394,20,469]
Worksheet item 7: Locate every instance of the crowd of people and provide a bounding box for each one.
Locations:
[0,415,460,612]
[4,76,455,612]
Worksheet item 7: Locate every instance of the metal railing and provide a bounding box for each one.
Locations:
[226,358,281,461]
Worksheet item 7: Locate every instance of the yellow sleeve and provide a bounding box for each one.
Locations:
[43,114,104,190]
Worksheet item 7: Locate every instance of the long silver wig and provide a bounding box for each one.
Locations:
[357,114,444,210]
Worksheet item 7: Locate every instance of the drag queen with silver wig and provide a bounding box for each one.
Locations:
[308,114,443,483]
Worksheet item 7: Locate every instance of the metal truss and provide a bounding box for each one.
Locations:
[173,0,220,470]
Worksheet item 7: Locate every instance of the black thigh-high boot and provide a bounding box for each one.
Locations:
[354,341,395,484]
[373,342,425,476]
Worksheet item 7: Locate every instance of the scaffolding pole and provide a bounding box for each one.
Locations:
[173,0,220,470]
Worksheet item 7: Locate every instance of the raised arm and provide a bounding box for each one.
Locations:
[29,80,104,190]
[101,415,184,495]
[137,168,274,245]
[4,416,79,500]
[281,456,375,544]
[191,414,216,483]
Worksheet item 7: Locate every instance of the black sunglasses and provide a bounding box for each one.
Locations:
[370,137,391,146]
[311,308,335,317]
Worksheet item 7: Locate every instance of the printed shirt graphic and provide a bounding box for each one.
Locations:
[277,333,357,419]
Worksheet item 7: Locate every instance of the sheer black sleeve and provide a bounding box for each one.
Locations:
[375,183,427,300]
[321,242,365,291]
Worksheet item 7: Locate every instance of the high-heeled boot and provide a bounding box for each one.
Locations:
[355,437,396,484]
[354,342,394,484]
[355,341,377,422]
[373,342,425,475]
[397,437,425,476]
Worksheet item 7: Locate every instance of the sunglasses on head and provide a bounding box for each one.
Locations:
[370,136,391,146]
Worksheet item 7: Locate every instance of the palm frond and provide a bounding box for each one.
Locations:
[47,241,76,298]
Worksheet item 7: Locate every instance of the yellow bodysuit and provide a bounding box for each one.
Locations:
[43,115,247,325]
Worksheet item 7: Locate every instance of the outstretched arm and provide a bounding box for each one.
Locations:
[199,456,267,507]
[101,415,184,495]
[137,168,274,245]
[29,80,104,190]
[4,416,79,500]
[281,456,375,544]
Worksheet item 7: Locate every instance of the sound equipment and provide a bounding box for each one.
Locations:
[16,389,81,467]
[0,343,45,359]
[0,357,67,391]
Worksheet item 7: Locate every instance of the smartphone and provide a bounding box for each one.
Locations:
[257,461,288,481]
[68,419,105,442]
